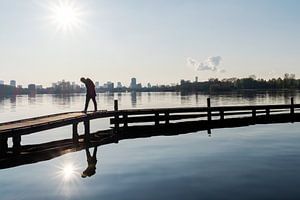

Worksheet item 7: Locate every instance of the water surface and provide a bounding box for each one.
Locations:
[1,92,300,200]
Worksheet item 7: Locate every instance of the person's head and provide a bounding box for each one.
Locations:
[80,77,86,83]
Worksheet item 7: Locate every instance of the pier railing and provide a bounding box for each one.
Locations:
[111,97,298,127]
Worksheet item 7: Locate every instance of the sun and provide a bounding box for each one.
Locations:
[49,0,84,33]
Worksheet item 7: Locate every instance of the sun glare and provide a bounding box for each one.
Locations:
[55,162,79,182]
[62,164,76,181]
[49,0,84,33]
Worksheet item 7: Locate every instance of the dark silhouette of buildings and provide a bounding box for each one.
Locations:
[1,73,300,96]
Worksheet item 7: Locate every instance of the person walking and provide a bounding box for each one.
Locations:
[80,77,97,113]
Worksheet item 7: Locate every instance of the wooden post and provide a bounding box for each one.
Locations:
[84,120,90,142]
[291,97,295,122]
[252,109,256,118]
[155,113,159,126]
[252,108,256,124]
[12,134,21,153]
[165,112,169,124]
[0,136,8,156]
[220,110,224,120]
[291,97,294,115]
[123,113,128,128]
[72,122,79,144]
[266,108,270,117]
[114,100,119,131]
[207,129,211,137]
[114,99,119,112]
[207,98,211,122]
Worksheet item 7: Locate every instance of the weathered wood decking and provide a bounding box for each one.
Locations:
[0,98,299,156]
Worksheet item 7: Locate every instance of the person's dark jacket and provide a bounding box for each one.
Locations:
[84,78,96,97]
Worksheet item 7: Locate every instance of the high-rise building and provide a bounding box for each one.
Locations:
[28,84,36,94]
[106,81,114,91]
[95,81,100,88]
[0,80,4,85]
[117,82,122,88]
[36,85,43,89]
[130,78,137,89]
[195,76,198,83]
[10,80,16,87]
[52,83,57,88]
[180,79,185,85]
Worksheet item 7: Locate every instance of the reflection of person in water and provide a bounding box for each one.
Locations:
[81,146,98,178]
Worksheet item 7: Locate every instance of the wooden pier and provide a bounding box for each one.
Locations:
[0,98,299,156]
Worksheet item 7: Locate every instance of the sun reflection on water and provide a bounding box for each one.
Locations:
[62,163,76,181]
[56,162,80,182]
[53,161,83,198]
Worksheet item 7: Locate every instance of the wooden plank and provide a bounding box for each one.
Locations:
[0,112,85,132]
[0,111,114,136]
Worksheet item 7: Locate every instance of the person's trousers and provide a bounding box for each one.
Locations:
[84,96,97,112]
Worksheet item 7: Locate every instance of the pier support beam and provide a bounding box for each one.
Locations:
[123,113,128,128]
[207,98,211,122]
[220,110,224,120]
[266,108,270,117]
[84,120,90,142]
[72,122,79,144]
[155,113,159,126]
[0,136,8,156]
[165,112,169,124]
[12,134,21,153]
[291,97,294,122]
[291,97,294,114]
[114,100,119,133]
[252,109,256,122]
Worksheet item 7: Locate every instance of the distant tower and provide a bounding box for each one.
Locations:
[10,80,16,87]
[180,79,185,85]
[28,84,36,94]
[106,81,114,91]
[117,82,122,88]
[195,76,198,83]
[95,81,100,88]
[130,78,137,89]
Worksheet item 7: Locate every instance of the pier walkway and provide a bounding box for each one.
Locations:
[0,98,299,156]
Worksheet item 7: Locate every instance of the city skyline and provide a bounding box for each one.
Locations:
[1,0,300,86]
[1,72,299,89]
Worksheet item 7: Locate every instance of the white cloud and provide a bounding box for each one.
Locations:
[187,56,225,73]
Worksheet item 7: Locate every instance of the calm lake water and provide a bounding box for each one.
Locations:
[1,91,300,200]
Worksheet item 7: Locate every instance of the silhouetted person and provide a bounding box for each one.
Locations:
[81,146,98,178]
[80,77,97,113]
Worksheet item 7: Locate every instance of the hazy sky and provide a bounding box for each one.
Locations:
[1,0,300,87]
